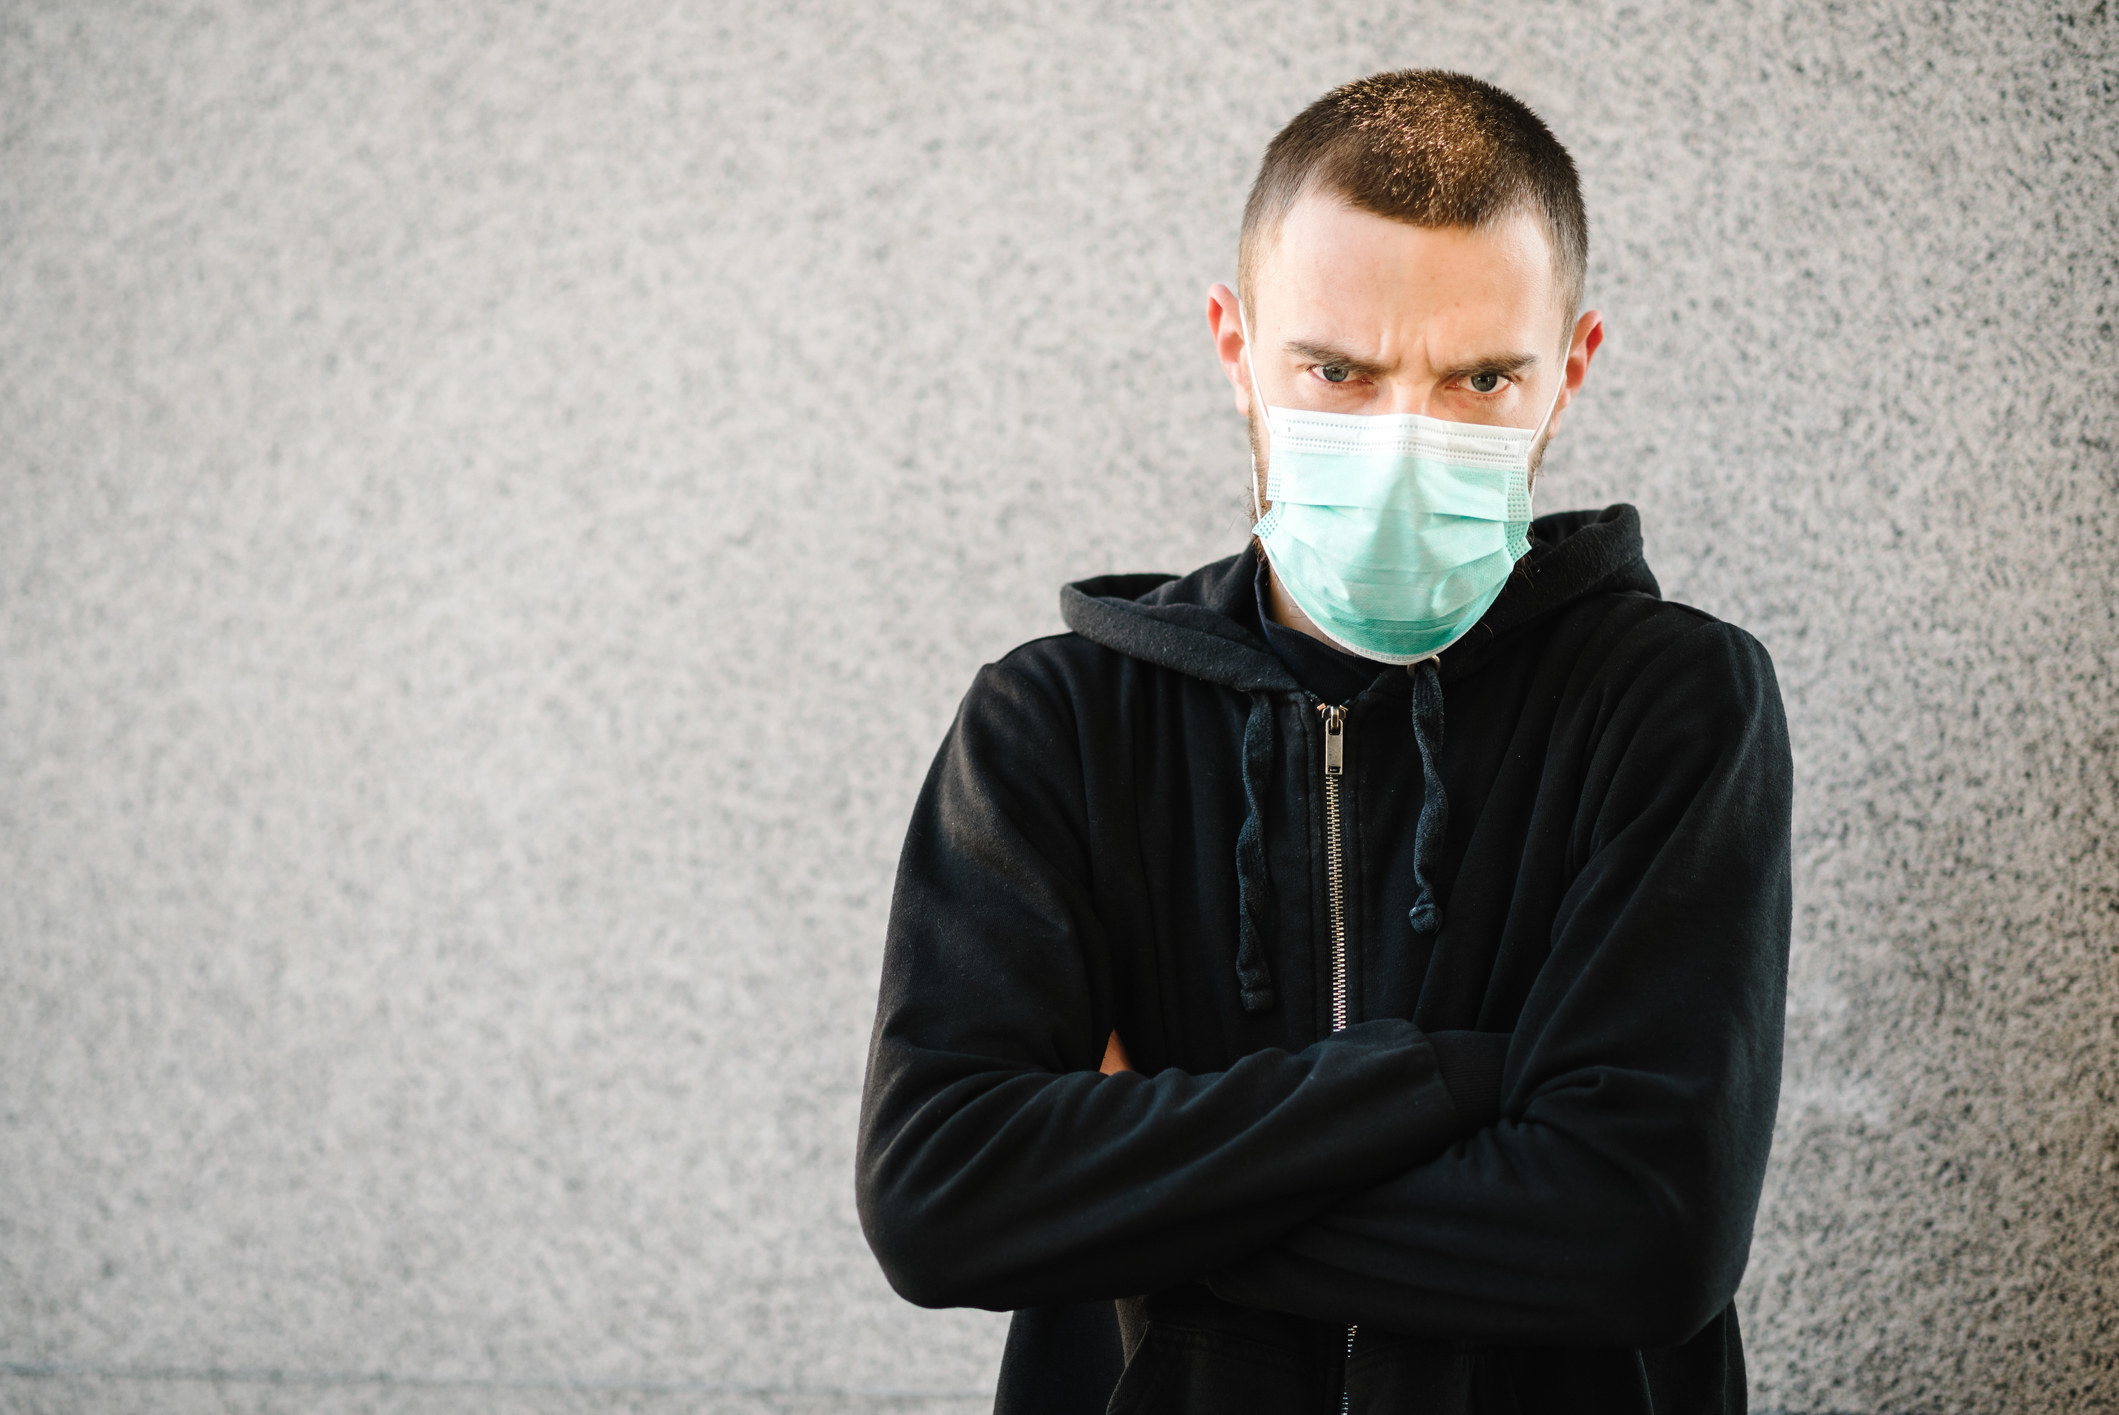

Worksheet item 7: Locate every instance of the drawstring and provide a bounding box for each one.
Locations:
[1233,692,1278,1012]
[1406,659,1449,935]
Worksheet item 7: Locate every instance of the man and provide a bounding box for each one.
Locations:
[857,70,1791,1415]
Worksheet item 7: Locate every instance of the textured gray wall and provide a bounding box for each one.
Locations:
[3,2,2114,1412]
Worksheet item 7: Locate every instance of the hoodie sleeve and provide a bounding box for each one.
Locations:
[1206,619,1793,1348]
[856,658,1470,1312]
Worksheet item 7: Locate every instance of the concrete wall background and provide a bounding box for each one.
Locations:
[3,2,2114,1411]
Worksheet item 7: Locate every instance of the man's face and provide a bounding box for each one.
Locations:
[1211,192,1602,507]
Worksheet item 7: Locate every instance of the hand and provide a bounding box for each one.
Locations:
[1099,1030,1133,1075]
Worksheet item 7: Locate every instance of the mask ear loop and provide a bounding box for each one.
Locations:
[1522,348,1572,506]
[1530,351,1570,440]
[1236,297,1270,525]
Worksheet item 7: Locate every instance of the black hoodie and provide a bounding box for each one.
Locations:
[857,505,1792,1414]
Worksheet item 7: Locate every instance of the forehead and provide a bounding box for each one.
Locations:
[1253,192,1564,343]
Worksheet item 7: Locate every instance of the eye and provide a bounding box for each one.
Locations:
[1314,364,1351,384]
[1467,372,1509,394]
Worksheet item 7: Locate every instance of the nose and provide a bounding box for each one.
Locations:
[1372,377,1434,419]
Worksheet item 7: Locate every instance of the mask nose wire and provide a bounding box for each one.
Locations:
[1236,297,1270,525]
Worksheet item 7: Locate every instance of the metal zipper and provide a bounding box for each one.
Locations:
[1319,704,1349,1032]
[1316,703,1358,1413]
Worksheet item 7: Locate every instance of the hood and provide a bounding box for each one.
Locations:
[1059,503,1660,683]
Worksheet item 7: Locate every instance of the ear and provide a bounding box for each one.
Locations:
[1544,309,1604,437]
[1207,283,1254,417]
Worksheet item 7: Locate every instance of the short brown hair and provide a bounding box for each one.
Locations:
[1239,70,1588,329]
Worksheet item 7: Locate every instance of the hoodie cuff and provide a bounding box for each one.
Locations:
[1426,1030,1510,1131]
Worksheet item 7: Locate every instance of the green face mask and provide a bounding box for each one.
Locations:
[1241,303,1561,665]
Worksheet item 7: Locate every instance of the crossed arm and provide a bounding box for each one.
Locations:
[856,635,1790,1345]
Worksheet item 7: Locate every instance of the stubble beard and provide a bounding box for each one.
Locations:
[1245,405,1268,525]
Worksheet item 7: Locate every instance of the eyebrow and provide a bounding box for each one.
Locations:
[1434,351,1544,383]
[1283,340,1390,378]
[1283,340,1545,383]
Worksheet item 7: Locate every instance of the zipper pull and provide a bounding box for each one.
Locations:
[1318,704,1345,777]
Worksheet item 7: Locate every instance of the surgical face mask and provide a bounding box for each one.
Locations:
[1241,300,1565,665]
